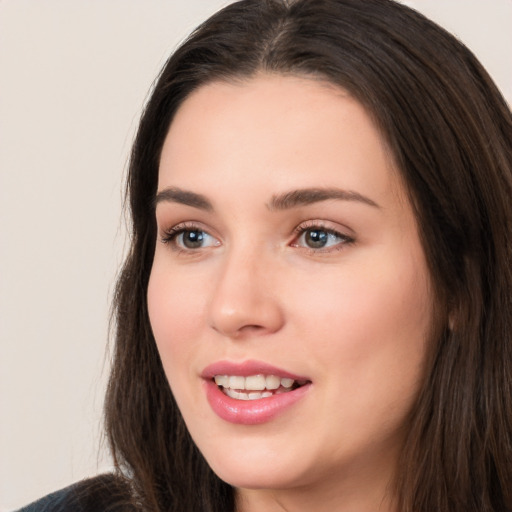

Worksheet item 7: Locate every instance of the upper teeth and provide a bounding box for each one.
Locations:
[214,374,295,390]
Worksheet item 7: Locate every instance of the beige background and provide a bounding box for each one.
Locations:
[1,1,510,510]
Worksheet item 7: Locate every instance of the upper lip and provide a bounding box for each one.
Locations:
[201,359,310,381]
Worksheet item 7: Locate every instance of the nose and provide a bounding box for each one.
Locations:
[208,248,285,339]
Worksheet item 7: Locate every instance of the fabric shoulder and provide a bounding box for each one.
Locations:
[15,473,136,512]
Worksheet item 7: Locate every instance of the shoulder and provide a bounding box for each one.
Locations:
[15,474,136,512]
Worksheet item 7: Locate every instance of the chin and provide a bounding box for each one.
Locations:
[214,466,304,491]
[204,446,310,490]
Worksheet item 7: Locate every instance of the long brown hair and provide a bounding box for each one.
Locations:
[105,1,512,510]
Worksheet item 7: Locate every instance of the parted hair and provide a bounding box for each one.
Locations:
[104,1,512,510]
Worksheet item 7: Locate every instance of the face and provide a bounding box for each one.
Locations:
[148,75,433,508]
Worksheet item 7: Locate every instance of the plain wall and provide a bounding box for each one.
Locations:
[1,1,510,510]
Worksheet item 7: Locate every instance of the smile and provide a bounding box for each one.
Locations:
[202,361,312,424]
[214,374,305,400]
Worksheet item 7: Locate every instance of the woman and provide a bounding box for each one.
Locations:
[20,0,512,511]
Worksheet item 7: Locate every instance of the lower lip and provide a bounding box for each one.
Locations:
[204,380,311,425]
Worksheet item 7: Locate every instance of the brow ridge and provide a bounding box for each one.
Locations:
[154,186,379,212]
[154,187,213,211]
[268,187,380,210]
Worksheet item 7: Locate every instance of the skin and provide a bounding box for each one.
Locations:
[147,74,433,512]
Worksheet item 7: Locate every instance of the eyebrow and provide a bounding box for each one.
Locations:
[153,186,380,212]
[154,187,213,211]
[268,187,380,210]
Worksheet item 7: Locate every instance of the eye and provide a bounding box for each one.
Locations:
[177,229,215,249]
[292,223,354,252]
[161,224,220,251]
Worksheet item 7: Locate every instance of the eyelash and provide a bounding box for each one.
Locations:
[292,221,355,253]
[160,221,355,254]
[160,222,215,249]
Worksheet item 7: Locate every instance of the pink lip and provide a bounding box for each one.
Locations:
[201,360,312,425]
[201,359,308,381]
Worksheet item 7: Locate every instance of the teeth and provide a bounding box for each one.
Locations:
[214,374,297,391]
[245,375,266,390]
[214,375,229,387]
[281,377,294,388]
[228,376,244,389]
[225,389,276,400]
[265,375,280,390]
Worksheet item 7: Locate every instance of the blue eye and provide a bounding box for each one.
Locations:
[178,230,210,249]
[294,226,353,251]
[162,227,219,250]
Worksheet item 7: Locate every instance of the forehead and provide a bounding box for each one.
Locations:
[158,74,405,207]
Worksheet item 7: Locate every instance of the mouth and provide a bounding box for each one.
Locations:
[202,361,312,424]
[213,374,309,401]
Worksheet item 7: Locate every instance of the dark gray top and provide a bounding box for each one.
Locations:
[16,474,134,512]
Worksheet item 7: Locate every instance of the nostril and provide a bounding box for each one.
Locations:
[208,281,285,338]
[231,324,270,338]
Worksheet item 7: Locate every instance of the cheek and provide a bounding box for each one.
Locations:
[147,264,211,430]
[147,262,206,375]
[295,262,429,336]
[288,251,432,395]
